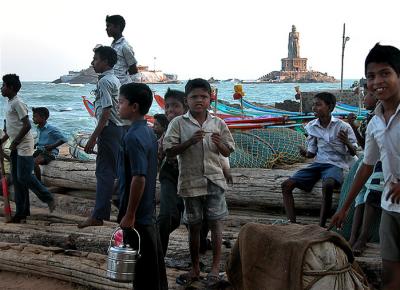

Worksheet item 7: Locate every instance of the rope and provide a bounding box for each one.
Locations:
[303,263,352,290]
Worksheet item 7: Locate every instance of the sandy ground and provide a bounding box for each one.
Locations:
[0,271,89,290]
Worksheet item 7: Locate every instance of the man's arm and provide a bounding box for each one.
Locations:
[120,175,145,228]
[128,64,138,75]
[10,116,31,151]
[44,129,68,151]
[84,108,111,153]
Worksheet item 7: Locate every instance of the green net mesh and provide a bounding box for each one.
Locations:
[230,128,306,168]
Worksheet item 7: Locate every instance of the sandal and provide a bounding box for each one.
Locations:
[176,272,199,286]
[203,273,222,288]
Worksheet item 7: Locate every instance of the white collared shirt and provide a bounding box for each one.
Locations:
[163,112,235,197]
[364,102,400,213]
[305,116,357,170]
[111,36,137,85]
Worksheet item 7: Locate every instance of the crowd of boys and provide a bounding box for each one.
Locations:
[1,13,400,289]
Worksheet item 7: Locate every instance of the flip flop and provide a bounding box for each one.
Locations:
[203,273,222,288]
[176,273,199,287]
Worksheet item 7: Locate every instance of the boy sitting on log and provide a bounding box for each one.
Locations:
[32,107,67,181]
[281,92,357,227]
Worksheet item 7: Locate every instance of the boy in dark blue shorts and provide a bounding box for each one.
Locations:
[282,92,357,227]
[117,83,167,290]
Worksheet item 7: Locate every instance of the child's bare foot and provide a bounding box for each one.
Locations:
[352,239,367,256]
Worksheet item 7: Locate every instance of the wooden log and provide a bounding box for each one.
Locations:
[41,159,338,211]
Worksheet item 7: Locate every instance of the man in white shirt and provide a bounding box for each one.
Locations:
[331,43,400,290]
[106,15,138,85]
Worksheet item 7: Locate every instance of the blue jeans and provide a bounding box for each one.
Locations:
[92,123,124,220]
[10,150,54,218]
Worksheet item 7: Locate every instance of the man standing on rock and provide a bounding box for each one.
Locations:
[106,15,139,84]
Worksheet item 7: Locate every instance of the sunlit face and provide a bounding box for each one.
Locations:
[366,62,400,102]
[312,98,331,119]
[91,53,108,74]
[118,95,133,120]
[165,97,185,121]
[186,88,211,114]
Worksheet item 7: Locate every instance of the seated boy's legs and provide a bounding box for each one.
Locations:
[157,177,182,256]
[16,153,54,209]
[320,163,343,227]
[281,163,322,223]
[33,149,55,181]
[10,151,30,220]
[124,225,168,290]
[380,210,400,290]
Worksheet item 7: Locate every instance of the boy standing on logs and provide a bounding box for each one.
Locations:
[78,46,124,228]
[1,74,55,223]
[331,43,400,290]
[106,15,138,85]
[281,92,357,228]
[117,83,167,290]
[163,79,235,288]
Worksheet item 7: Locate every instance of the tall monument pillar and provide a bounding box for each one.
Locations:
[281,25,308,72]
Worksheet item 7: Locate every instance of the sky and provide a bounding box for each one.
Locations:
[1,0,400,81]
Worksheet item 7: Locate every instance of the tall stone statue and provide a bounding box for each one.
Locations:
[288,25,300,59]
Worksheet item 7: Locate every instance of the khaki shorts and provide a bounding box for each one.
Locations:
[182,180,228,225]
[380,210,400,262]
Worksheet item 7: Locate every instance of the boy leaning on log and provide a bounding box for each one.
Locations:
[163,78,235,288]
[1,74,56,223]
[78,46,124,228]
[281,91,357,228]
[331,43,400,290]
[116,83,168,290]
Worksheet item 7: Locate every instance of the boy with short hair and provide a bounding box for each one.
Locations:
[331,43,400,290]
[32,107,67,181]
[117,83,168,290]
[78,46,124,228]
[1,74,55,223]
[153,113,168,139]
[163,79,235,287]
[106,15,138,85]
[281,92,357,228]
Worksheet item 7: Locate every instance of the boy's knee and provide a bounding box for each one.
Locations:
[322,178,336,191]
[281,179,295,193]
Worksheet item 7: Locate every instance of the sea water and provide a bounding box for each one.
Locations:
[0,80,355,139]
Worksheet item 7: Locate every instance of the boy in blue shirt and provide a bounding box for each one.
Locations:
[78,46,124,228]
[1,74,55,223]
[32,107,67,181]
[282,92,358,228]
[117,83,167,290]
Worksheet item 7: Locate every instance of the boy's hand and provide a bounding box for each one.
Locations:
[223,168,233,185]
[330,209,348,230]
[298,146,307,157]
[9,141,19,151]
[211,133,222,146]
[347,113,357,127]
[387,182,400,204]
[120,213,135,229]
[338,130,350,145]
[189,130,204,145]
[84,136,97,154]
[44,144,53,151]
